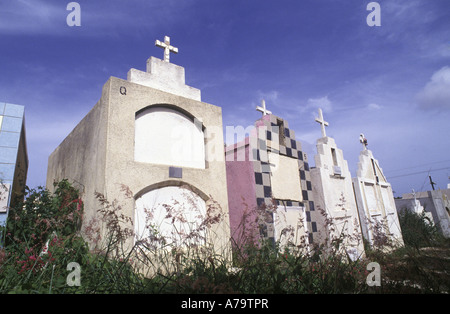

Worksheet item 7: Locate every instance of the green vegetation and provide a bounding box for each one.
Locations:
[0,180,448,294]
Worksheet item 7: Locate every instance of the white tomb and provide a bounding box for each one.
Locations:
[47,36,231,261]
[411,190,425,215]
[310,109,365,259]
[352,136,404,248]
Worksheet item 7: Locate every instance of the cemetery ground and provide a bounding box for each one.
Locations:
[0,180,449,294]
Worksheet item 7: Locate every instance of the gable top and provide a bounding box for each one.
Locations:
[126,36,201,101]
[127,57,201,101]
[355,149,388,184]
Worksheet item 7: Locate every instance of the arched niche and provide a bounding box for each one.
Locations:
[135,105,205,169]
[134,185,207,247]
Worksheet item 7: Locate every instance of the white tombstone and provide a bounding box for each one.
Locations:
[310,109,365,259]
[411,189,424,215]
[135,186,207,248]
[0,183,11,213]
[407,189,434,226]
[352,141,404,248]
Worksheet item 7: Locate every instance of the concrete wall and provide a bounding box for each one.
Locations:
[47,82,109,232]
[396,189,450,237]
[47,75,231,254]
[225,141,259,246]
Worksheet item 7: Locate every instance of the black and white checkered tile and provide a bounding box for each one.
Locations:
[252,114,317,243]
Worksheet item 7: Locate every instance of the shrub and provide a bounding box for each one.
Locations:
[1,180,448,294]
[398,209,444,249]
[0,180,88,293]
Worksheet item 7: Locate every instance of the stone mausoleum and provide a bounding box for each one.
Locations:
[47,36,231,255]
[225,101,319,251]
[352,137,404,247]
[310,109,365,260]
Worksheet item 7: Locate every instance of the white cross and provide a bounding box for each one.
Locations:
[256,99,272,116]
[155,36,178,63]
[315,108,329,138]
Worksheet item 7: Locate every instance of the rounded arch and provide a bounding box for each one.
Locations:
[134,105,205,169]
[134,183,208,247]
[135,104,204,129]
[134,180,209,202]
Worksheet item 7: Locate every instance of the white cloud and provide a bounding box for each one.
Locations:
[305,96,332,113]
[416,66,450,111]
[252,90,280,114]
[284,96,333,129]
[0,0,194,36]
[367,103,382,110]
[256,90,279,104]
[0,0,64,35]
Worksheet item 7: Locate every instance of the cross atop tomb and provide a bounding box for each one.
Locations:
[155,36,178,63]
[359,133,368,150]
[256,99,272,116]
[315,108,329,138]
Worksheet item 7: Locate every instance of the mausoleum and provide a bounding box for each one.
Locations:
[352,136,404,247]
[225,101,318,251]
[310,109,365,260]
[47,37,231,256]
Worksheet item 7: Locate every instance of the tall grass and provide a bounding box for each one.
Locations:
[0,180,448,294]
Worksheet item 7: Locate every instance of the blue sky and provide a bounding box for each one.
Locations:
[0,0,449,196]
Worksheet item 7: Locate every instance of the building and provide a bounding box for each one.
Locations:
[310,109,365,260]
[225,101,318,251]
[352,137,404,247]
[0,102,28,227]
[46,37,231,257]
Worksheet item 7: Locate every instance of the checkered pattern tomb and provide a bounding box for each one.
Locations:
[251,114,317,243]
